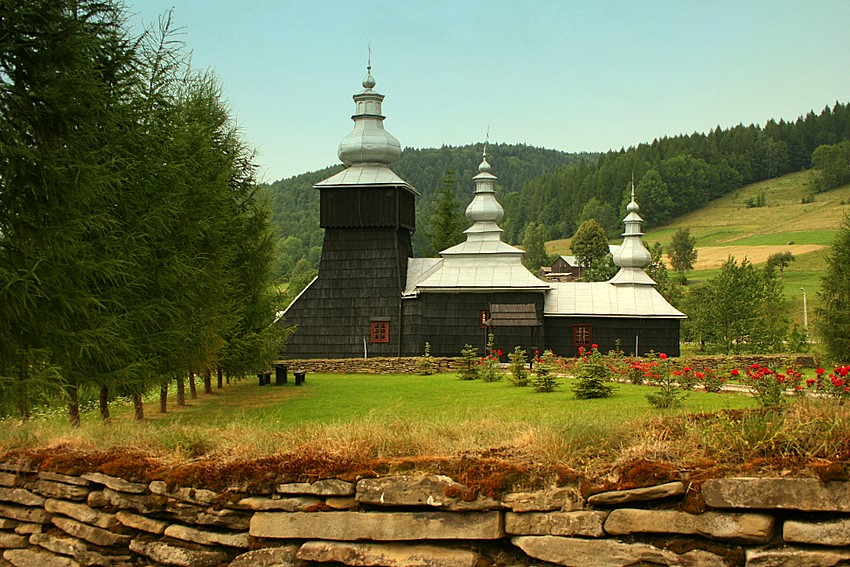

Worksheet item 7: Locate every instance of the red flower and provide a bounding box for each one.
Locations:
[696,372,704,379]
[841,367,849,377]
[497,349,503,357]
[816,368,825,375]
[659,353,668,360]
[591,343,598,349]
[731,368,740,377]
[683,366,691,372]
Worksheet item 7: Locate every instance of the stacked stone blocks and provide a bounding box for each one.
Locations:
[2,461,850,566]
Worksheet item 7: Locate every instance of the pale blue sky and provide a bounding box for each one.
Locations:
[126,1,850,183]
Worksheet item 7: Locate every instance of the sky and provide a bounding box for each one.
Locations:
[125,1,850,183]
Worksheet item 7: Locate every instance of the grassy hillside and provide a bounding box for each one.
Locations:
[547,169,850,330]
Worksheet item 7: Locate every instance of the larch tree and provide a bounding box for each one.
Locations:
[0,0,143,424]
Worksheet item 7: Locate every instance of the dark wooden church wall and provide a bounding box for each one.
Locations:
[282,227,412,359]
[409,292,546,358]
[321,187,416,230]
[544,317,681,358]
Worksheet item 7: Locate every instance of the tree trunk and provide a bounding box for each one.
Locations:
[99,384,110,422]
[67,384,81,428]
[216,366,223,389]
[17,366,30,420]
[176,373,186,406]
[189,372,198,399]
[159,381,168,413]
[132,393,144,420]
[203,369,213,394]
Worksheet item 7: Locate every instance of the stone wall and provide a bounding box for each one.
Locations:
[1,460,848,566]
[277,356,461,374]
[277,354,819,377]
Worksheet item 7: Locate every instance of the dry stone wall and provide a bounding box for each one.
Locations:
[277,355,819,377]
[277,357,461,374]
[1,461,849,566]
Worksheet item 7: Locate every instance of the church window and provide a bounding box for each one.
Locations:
[370,320,389,343]
[572,324,593,347]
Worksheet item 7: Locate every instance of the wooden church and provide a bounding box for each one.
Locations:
[281,67,685,359]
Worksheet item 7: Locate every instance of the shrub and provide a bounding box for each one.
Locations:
[644,352,687,409]
[507,346,529,387]
[418,342,434,375]
[459,344,479,381]
[809,365,850,400]
[572,345,616,399]
[696,367,724,393]
[478,334,502,382]
[532,350,560,393]
[733,363,793,408]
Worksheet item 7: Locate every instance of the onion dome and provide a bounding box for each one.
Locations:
[465,153,503,224]
[610,185,655,285]
[337,65,401,166]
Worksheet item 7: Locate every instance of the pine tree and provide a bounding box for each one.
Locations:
[818,215,850,363]
[426,170,463,255]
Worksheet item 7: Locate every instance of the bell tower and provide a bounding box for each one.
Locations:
[282,66,418,358]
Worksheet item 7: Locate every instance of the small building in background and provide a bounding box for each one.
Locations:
[280,68,685,359]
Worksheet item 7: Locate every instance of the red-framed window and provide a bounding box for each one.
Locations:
[572,324,593,347]
[479,309,490,329]
[370,320,389,343]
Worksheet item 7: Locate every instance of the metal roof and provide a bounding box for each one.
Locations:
[404,257,551,294]
[314,163,417,192]
[544,282,686,318]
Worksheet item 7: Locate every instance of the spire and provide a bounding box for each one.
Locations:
[462,142,504,241]
[610,182,655,285]
[337,61,401,166]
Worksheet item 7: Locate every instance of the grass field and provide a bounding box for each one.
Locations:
[0,372,757,472]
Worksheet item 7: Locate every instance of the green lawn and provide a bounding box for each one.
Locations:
[149,373,754,428]
[0,372,756,469]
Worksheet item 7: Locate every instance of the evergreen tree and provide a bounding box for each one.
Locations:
[630,169,673,228]
[668,227,698,274]
[818,215,850,363]
[426,170,463,255]
[522,221,550,272]
[0,0,143,423]
[570,219,610,268]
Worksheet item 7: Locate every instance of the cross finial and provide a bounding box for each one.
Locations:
[483,124,490,158]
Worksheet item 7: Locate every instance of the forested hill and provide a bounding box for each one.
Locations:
[507,102,850,243]
[263,102,850,281]
[260,143,592,277]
